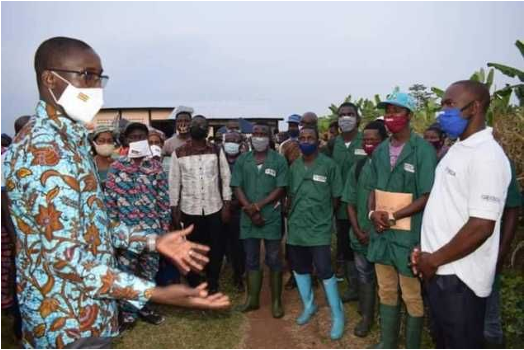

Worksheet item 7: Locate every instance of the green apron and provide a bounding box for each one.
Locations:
[506,160,522,208]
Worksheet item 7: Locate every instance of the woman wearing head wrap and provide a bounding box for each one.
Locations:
[90,126,117,187]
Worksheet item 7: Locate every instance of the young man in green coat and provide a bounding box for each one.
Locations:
[326,102,367,301]
[342,120,388,337]
[367,89,437,348]
[231,122,288,318]
[287,126,345,340]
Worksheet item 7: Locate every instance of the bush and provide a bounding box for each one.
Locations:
[500,270,524,348]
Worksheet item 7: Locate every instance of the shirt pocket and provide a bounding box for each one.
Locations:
[261,164,278,190]
[401,161,417,195]
[308,175,331,204]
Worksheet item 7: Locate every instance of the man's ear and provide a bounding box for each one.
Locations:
[461,101,479,120]
[471,101,481,118]
[41,70,57,90]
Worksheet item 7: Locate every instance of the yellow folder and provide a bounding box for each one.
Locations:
[375,189,413,231]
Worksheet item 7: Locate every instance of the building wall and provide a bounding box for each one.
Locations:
[94,110,119,127]
[93,108,282,135]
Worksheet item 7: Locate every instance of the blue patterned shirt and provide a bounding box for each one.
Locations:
[2,101,156,348]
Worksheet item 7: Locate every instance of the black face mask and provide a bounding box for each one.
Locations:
[190,125,207,140]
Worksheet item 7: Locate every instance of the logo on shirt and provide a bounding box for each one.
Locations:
[445,167,456,176]
[481,195,501,204]
[404,163,415,173]
[354,149,367,156]
[313,174,327,183]
[265,168,276,177]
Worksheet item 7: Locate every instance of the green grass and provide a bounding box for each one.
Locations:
[114,306,245,349]
[1,265,247,349]
[2,242,523,349]
[114,266,246,349]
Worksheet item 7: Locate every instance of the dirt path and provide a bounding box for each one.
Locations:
[243,269,300,348]
[242,270,379,349]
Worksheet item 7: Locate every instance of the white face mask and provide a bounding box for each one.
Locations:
[251,137,269,152]
[49,71,104,124]
[339,116,357,132]
[150,145,162,158]
[128,140,152,158]
[224,142,240,155]
[94,142,115,157]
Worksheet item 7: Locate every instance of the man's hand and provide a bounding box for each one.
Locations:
[221,204,231,224]
[250,212,266,227]
[150,283,231,310]
[410,246,421,276]
[371,211,390,233]
[354,229,369,245]
[410,246,438,280]
[156,225,210,275]
[243,203,258,217]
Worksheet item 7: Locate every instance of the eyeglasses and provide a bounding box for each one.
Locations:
[48,68,109,88]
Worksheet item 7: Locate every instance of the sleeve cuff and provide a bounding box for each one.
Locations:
[469,208,500,221]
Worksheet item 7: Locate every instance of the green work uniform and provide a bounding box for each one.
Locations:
[230,149,288,240]
[367,131,437,276]
[505,160,522,208]
[329,133,367,219]
[287,153,343,246]
[494,160,523,292]
[341,157,374,255]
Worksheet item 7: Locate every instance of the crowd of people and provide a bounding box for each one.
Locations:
[1,36,521,349]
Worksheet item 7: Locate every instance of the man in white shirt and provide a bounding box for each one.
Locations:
[411,80,511,348]
[169,115,232,294]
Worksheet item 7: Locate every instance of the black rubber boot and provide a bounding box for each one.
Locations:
[354,281,376,337]
[270,270,284,318]
[238,270,263,313]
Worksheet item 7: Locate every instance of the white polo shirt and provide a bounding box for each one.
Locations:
[421,127,511,297]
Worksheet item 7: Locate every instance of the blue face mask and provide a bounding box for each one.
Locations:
[437,101,473,139]
[299,142,318,156]
[288,129,299,138]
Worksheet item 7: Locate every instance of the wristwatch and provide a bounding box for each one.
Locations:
[368,210,375,220]
[147,234,158,252]
[388,212,397,226]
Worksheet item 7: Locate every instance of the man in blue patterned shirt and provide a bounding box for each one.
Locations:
[2,37,230,349]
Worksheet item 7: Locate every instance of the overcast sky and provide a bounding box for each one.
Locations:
[2,1,523,135]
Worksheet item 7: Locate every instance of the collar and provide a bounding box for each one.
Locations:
[456,127,493,148]
[35,100,88,146]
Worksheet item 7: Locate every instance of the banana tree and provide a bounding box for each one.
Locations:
[487,39,524,107]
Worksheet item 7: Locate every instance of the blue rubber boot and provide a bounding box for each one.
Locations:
[293,272,318,325]
[323,276,346,340]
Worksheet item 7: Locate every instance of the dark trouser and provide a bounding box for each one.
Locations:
[354,251,375,284]
[182,211,225,290]
[156,256,180,286]
[425,274,487,349]
[225,209,245,279]
[65,337,112,349]
[288,245,333,280]
[336,219,354,261]
[484,284,503,344]
[243,238,282,271]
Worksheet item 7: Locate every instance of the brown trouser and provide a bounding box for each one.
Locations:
[375,263,424,317]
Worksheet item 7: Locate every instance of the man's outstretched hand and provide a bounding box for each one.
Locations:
[150,283,231,310]
[156,225,210,275]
